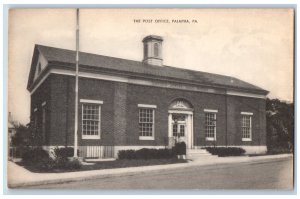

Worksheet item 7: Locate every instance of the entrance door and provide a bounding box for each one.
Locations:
[168,111,193,149]
[172,114,188,144]
[168,99,194,149]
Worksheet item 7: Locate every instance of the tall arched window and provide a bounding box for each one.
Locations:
[154,43,159,57]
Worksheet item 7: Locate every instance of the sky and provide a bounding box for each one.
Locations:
[8,8,294,124]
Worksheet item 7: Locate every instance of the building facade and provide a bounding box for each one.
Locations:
[27,35,268,158]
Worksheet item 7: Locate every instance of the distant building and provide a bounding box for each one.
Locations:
[27,35,268,158]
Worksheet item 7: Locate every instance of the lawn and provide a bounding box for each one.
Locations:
[17,158,187,173]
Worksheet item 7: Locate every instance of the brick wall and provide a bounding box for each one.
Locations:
[32,73,266,148]
[113,83,128,145]
[30,77,51,145]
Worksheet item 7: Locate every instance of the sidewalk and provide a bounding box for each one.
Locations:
[7,153,293,188]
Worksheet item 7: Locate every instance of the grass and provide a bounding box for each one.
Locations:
[17,158,187,173]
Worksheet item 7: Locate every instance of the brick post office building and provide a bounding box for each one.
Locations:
[27,35,269,158]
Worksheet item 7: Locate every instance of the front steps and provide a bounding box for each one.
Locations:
[187,149,213,159]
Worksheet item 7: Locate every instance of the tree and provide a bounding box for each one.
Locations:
[266,98,294,153]
[11,122,43,147]
[11,123,31,147]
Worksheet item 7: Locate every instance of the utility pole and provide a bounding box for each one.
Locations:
[74,8,79,158]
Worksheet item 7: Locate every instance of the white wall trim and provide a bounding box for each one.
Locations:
[168,110,193,115]
[242,138,252,142]
[241,111,253,115]
[138,104,157,108]
[82,135,101,140]
[80,99,103,104]
[205,137,216,141]
[139,136,155,140]
[204,109,218,113]
[30,72,51,95]
[33,53,49,81]
[30,68,266,99]
[227,90,266,99]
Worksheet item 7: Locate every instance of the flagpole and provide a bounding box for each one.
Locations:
[74,8,79,158]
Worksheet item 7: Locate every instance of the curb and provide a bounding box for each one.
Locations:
[8,154,293,188]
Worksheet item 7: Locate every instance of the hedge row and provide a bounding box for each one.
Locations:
[205,147,246,157]
[118,148,175,160]
[118,142,187,160]
[21,147,81,171]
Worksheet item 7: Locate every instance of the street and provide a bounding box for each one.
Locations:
[28,156,293,190]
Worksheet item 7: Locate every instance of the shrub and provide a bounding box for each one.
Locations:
[174,142,186,155]
[21,147,55,171]
[54,147,78,158]
[35,158,56,171]
[63,159,82,170]
[267,147,293,154]
[118,148,176,160]
[205,147,246,157]
[118,150,136,160]
[21,147,82,171]
[53,147,81,170]
[22,147,51,165]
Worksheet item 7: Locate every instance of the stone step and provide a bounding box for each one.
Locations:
[188,153,212,157]
[186,149,213,158]
[187,149,210,154]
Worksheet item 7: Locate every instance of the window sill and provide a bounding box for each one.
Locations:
[205,137,216,141]
[139,136,155,140]
[242,138,252,141]
[82,135,101,140]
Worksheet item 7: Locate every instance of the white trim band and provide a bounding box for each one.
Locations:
[168,110,193,115]
[227,90,266,99]
[241,112,253,115]
[204,109,218,113]
[30,68,267,99]
[205,137,216,141]
[82,135,101,140]
[139,136,155,140]
[80,99,103,104]
[242,138,252,142]
[138,104,157,108]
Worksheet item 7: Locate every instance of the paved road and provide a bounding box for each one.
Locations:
[30,156,293,190]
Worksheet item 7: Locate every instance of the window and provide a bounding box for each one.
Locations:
[139,108,155,140]
[179,124,185,137]
[172,114,186,137]
[154,43,159,57]
[172,124,178,137]
[82,103,101,139]
[205,112,217,141]
[241,113,252,141]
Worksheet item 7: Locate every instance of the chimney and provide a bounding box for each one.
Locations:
[142,35,163,66]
